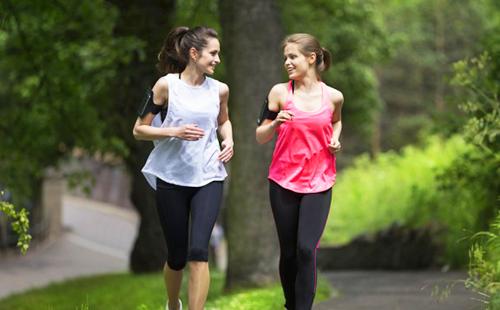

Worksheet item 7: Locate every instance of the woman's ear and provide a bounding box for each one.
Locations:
[189,47,199,62]
[308,52,317,65]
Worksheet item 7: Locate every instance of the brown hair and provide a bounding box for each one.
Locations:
[157,26,218,74]
[282,33,331,75]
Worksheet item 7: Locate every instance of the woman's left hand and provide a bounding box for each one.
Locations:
[328,139,341,154]
[219,139,234,163]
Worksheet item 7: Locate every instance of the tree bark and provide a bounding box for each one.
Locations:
[108,0,175,272]
[433,0,446,111]
[219,0,284,289]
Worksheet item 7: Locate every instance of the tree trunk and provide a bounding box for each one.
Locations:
[108,0,175,272]
[433,0,446,111]
[219,0,284,289]
[128,145,167,272]
[371,110,381,158]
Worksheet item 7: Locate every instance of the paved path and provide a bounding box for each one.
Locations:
[314,270,483,310]
[0,195,138,299]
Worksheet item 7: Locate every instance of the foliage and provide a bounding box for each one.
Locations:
[0,192,31,254]
[412,145,499,266]
[373,0,493,150]
[0,0,140,200]
[450,16,500,306]
[451,52,499,152]
[0,271,332,309]
[465,213,500,309]
[323,136,467,244]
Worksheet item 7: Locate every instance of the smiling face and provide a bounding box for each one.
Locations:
[192,38,221,75]
[283,43,316,80]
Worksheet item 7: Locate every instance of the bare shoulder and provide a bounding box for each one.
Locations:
[153,75,169,92]
[325,85,344,105]
[218,81,229,98]
[269,83,288,98]
[151,76,169,105]
[267,83,288,111]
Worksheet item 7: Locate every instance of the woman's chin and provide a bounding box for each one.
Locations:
[205,68,215,75]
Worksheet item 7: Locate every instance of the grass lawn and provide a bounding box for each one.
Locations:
[0,271,333,309]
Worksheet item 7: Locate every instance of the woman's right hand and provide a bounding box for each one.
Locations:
[272,110,294,127]
[174,124,205,141]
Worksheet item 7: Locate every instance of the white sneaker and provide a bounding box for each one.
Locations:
[166,299,182,310]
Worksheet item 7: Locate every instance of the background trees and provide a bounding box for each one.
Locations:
[0,0,140,239]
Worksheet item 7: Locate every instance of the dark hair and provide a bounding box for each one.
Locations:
[282,33,332,76]
[157,26,218,74]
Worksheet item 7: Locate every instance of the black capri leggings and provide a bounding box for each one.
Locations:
[269,180,332,310]
[156,178,223,271]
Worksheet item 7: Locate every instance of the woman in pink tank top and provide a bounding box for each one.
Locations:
[256,33,343,310]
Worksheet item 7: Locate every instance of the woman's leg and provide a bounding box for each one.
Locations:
[269,181,301,310]
[156,179,192,309]
[163,264,183,309]
[187,181,223,310]
[295,189,332,310]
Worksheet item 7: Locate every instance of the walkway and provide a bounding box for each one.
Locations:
[0,195,138,299]
[314,270,483,310]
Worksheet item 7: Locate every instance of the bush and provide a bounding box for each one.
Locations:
[323,135,497,266]
[324,135,467,245]
[466,212,500,309]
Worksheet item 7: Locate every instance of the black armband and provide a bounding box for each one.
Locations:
[138,89,162,118]
[257,98,279,125]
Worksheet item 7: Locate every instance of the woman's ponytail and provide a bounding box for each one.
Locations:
[319,47,331,72]
[156,26,189,74]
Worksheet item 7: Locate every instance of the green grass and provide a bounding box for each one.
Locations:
[0,271,333,310]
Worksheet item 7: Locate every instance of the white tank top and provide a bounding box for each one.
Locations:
[142,74,227,189]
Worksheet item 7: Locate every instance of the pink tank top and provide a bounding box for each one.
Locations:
[268,81,336,193]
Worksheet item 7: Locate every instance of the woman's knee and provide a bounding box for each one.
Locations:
[188,247,209,262]
[167,250,188,271]
[297,244,315,262]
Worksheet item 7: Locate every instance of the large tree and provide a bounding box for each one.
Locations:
[219,0,284,288]
[106,0,176,272]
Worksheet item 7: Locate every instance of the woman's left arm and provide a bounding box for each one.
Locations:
[329,89,344,153]
[217,82,234,163]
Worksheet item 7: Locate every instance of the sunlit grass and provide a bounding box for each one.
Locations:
[0,271,333,310]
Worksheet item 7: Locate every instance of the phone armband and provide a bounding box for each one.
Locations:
[138,89,162,118]
[257,98,278,125]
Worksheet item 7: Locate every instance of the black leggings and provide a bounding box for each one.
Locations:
[269,180,332,310]
[156,178,223,270]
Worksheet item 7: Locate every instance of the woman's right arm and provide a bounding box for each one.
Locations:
[132,77,173,141]
[132,78,205,141]
[256,84,291,144]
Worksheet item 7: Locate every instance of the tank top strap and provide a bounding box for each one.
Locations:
[320,82,333,112]
[284,80,294,110]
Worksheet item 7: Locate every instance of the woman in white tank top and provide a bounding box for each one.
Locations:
[133,26,233,310]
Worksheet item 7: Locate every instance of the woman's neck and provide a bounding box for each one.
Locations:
[294,72,320,92]
[181,65,205,86]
